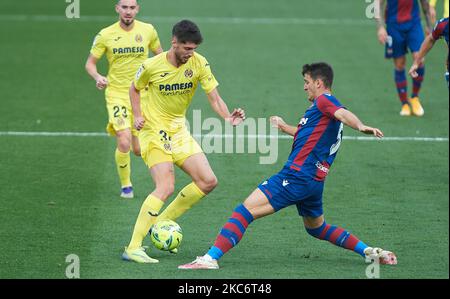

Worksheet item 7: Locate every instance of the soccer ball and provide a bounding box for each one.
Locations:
[150,220,183,251]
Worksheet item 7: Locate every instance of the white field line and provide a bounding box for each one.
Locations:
[0,14,374,26]
[0,131,448,142]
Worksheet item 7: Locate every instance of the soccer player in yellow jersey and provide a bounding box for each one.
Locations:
[122,20,246,263]
[429,0,449,25]
[85,0,162,198]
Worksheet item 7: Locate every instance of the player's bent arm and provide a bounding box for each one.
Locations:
[129,82,145,130]
[416,34,436,62]
[375,0,386,29]
[85,54,100,80]
[207,88,245,126]
[85,54,108,89]
[269,116,297,136]
[280,124,297,136]
[409,35,436,76]
[420,0,433,33]
[375,0,387,44]
[334,108,384,138]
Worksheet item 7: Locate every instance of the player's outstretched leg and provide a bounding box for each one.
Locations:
[178,204,254,269]
[178,204,253,269]
[304,218,397,265]
[179,188,274,270]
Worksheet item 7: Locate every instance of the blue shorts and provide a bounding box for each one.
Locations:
[385,21,424,59]
[257,167,324,218]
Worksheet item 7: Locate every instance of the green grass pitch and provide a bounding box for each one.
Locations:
[0,0,448,279]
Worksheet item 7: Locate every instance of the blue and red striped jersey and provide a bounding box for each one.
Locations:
[385,0,421,24]
[432,17,449,45]
[285,93,345,181]
[432,18,449,70]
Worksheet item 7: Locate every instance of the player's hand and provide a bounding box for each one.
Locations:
[270,116,287,130]
[95,75,108,90]
[408,62,420,78]
[227,108,245,126]
[358,125,384,138]
[134,116,145,131]
[377,26,388,44]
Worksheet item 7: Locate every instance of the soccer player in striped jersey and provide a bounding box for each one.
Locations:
[409,17,449,87]
[376,0,432,116]
[179,62,397,270]
[85,0,162,198]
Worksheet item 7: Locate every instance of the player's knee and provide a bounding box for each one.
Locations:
[394,60,406,70]
[117,138,131,152]
[305,227,321,239]
[305,222,327,240]
[155,185,175,200]
[198,175,218,193]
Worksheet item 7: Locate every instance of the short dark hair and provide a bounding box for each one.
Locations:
[172,20,203,44]
[301,62,334,88]
[117,0,139,5]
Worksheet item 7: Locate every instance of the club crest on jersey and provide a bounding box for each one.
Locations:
[135,34,143,43]
[184,69,193,78]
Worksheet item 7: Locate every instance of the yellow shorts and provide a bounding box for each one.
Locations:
[139,126,203,168]
[105,93,138,137]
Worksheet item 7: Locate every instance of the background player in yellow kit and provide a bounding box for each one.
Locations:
[85,0,162,198]
[122,20,246,263]
[429,0,449,25]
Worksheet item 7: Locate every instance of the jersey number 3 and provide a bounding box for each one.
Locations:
[329,123,343,156]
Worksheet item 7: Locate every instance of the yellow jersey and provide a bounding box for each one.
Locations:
[430,0,449,18]
[133,51,219,132]
[90,20,161,97]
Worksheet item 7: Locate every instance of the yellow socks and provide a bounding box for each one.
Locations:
[127,183,205,250]
[128,194,165,250]
[157,182,205,222]
[115,148,131,187]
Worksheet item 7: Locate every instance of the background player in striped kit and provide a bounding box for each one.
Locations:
[375,0,432,116]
